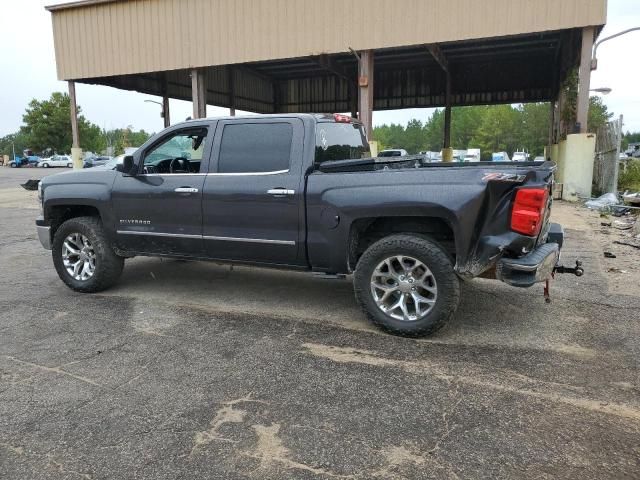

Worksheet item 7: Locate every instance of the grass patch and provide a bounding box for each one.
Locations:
[619,159,640,192]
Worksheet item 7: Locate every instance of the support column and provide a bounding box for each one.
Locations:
[273,81,281,114]
[442,73,453,162]
[228,66,236,116]
[161,75,170,128]
[191,68,207,119]
[349,83,358,119]
[576,27,595,133]
[358,50,374,140]
[548,100,556,146]
[68,81,82,169]
[557,84,566,140]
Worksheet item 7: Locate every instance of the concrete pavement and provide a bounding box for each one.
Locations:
[0,167,638,479]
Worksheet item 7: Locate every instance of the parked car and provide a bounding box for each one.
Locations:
[83,156,113,168]
[512,150,530,162]
[378,149,408,157]
[38,155,72,168]
[10,156,40,167]
[492,152,510,162]
[36,113,579,337]
[463,149,481,162]
[624,143,640,158]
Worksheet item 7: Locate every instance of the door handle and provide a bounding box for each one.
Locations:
[267,188,295,196]
[174,187,199,193]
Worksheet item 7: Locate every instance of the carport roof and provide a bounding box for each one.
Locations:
[46,0,607,112]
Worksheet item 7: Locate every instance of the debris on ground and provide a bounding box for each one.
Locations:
[613,219,634,230]
[612,206,632,216]
[604,251,617,258]
[585,192,618,211]
[20,179,40,191]
[613,240,640,250]
[622,191,640,205]
[608,267,628,274]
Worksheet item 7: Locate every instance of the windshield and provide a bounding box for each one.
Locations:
[314,122,370,166]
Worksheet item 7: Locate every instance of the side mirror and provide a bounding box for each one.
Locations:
[117,155,136,175]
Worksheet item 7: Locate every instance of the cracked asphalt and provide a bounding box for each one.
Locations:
[1,167,639,479]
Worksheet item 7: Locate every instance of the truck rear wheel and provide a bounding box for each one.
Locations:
[354,234,460,336]
[52,216,124,293]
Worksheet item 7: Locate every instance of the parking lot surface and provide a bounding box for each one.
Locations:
[1,167,639,479]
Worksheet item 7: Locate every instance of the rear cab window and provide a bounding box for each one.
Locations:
[314,121,370,167]
[218,123,293,173]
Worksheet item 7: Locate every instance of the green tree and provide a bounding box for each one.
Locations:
[560,69,612,133]
[587,96,613,133]
[470,105,521,159]
[103,126,152,155]
[519,103,550,157]
[21,92,104,154]
[0,131,30,158]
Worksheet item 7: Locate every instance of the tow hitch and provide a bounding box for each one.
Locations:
[544,261,585,303]
[554,260,584,277]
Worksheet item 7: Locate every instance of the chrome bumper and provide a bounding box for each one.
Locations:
[496,242,560,288]
[37,225,52,250]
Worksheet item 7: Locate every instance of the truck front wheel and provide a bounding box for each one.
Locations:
[354,234,460,336]
[52,216,124,293]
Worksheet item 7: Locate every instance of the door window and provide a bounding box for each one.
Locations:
[218,123,292,173]
[143,128,208,174]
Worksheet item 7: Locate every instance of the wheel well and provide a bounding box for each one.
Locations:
[48,205,101,236]
[349,216,455,268]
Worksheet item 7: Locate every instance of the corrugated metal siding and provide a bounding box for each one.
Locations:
[50,0,606,80]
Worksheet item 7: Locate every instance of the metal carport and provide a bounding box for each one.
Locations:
[46,0,606,190]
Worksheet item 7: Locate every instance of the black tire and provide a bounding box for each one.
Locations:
[67,163,73,168]
[354,234,460,337]
[42,163,50,168]
[10,162,16,168]
[52,216,124,293]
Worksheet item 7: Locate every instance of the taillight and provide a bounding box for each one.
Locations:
[333,113,352,123]
[511,188,549,236]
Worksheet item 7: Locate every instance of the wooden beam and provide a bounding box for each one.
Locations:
[161,73,170,128]
[576,26,595,133]
[314,54,354,82]
[191,68,206,119]
[358,50,374,139]
[444,72,452,149]
[68,81,80,148]
[228,66,236,116]
[427,44,449,73]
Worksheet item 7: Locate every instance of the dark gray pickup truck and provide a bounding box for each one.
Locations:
[36,113,580,336]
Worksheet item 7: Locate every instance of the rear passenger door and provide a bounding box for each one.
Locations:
[202,118,305,265]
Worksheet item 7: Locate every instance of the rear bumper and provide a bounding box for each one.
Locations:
[496,224,563,288]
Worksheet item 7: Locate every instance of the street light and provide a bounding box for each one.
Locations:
[590,87,612,95]
[144,99,164,117]
[591,27,640,70]
[144,99,169,128]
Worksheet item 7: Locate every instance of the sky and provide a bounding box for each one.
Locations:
[0,0,639,137]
